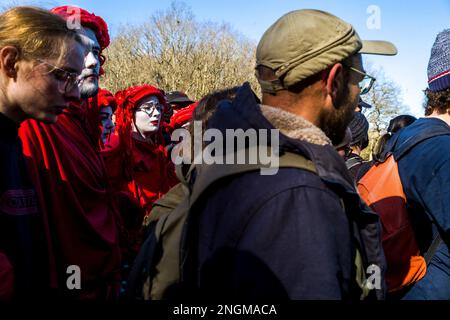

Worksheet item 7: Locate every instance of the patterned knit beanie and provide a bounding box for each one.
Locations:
[428,29,450,92]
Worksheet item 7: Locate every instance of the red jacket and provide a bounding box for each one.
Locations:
[101,133,177,254]
[102,134,178,217]
[127,139,178,214]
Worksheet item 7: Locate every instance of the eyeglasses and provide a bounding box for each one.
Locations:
[37,59,82,94]
[136,101,164,116]
[344,65,376,95]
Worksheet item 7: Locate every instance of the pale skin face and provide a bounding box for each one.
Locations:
[132,95,163,141]
[99,106,115,144]
[78,27,101,99]
[0,39,84,124]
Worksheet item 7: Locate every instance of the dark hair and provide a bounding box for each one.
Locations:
[190,86,240,134]
[0,6,82,63]
[387,115,417,133]
[182,86,240,165]
[372,114,417,162]
[424,87,450,116]
[348,111,369,149]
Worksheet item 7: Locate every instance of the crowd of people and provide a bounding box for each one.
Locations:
[0,5,448,301]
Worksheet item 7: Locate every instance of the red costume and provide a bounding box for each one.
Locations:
[108,85,178,215]
[18,7,121,300]
[168,101,197,131]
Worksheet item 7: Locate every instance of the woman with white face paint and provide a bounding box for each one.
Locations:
[132,95,164,142]
[103,85,178,255]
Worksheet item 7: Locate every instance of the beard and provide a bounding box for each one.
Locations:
[80,80,99,99]
[321,87,358,146]
[79,67,100,99]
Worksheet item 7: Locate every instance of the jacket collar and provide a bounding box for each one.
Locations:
[259,104,331,146]
[388,117,450,160]
[208,83,355,189]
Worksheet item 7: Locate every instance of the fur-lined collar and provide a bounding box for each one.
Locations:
[259,104,331,146]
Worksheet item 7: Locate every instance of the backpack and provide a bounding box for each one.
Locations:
[357,153,442,292]
[127,149,383,300]
[125,151,318,300]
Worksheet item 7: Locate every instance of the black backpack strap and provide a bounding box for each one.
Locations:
[125,222,158,300]
[424,232,443,265]
[355,161,374,182]
[189,149,316,206]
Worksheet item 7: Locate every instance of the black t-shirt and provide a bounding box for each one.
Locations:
[0,112,48,298]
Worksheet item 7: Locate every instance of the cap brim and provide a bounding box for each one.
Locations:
[360,40,398,56]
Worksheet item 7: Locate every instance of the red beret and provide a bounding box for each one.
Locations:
[51,6,110,51]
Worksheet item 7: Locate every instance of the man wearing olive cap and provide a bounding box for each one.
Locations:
[188,9,397,300]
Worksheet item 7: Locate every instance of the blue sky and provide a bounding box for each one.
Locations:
[3,0,450,116]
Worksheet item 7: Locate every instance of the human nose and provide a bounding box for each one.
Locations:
[106,120,115,129]
[84,51,99,70]
[153,107,161,117]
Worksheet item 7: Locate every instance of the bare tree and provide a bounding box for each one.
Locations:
[101,1,410,163]
[360,65,409,159]
[102,1,259,100]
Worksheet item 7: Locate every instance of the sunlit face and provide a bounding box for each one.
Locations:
[8,39,84,123]
[78,27,101,99]
[99,106,115,144]
[132,95,164,139]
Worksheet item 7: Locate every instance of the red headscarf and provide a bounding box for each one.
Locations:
[51,6,110,75]
[168,101,198,131]
[115,85,167,168]
[83,88,117,151]
[97,88,117,112]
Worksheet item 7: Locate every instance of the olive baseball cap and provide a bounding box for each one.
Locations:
[256,9,397,93]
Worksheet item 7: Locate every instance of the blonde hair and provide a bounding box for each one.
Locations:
[0,6,81,64]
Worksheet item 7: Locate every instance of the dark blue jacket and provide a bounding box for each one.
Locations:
[189,84,385,300]
[388,117,450,299]
[0,113,48,299]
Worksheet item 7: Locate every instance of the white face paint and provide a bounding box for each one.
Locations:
[99,106,115,144]
[132,95,163,139]
[78,27,101,99]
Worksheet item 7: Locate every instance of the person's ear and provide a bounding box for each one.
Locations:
[325,63,345,105]
[0,46,19,78]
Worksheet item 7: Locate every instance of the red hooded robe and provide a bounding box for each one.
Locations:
[106,85,178,225]
[18,7,121,300]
